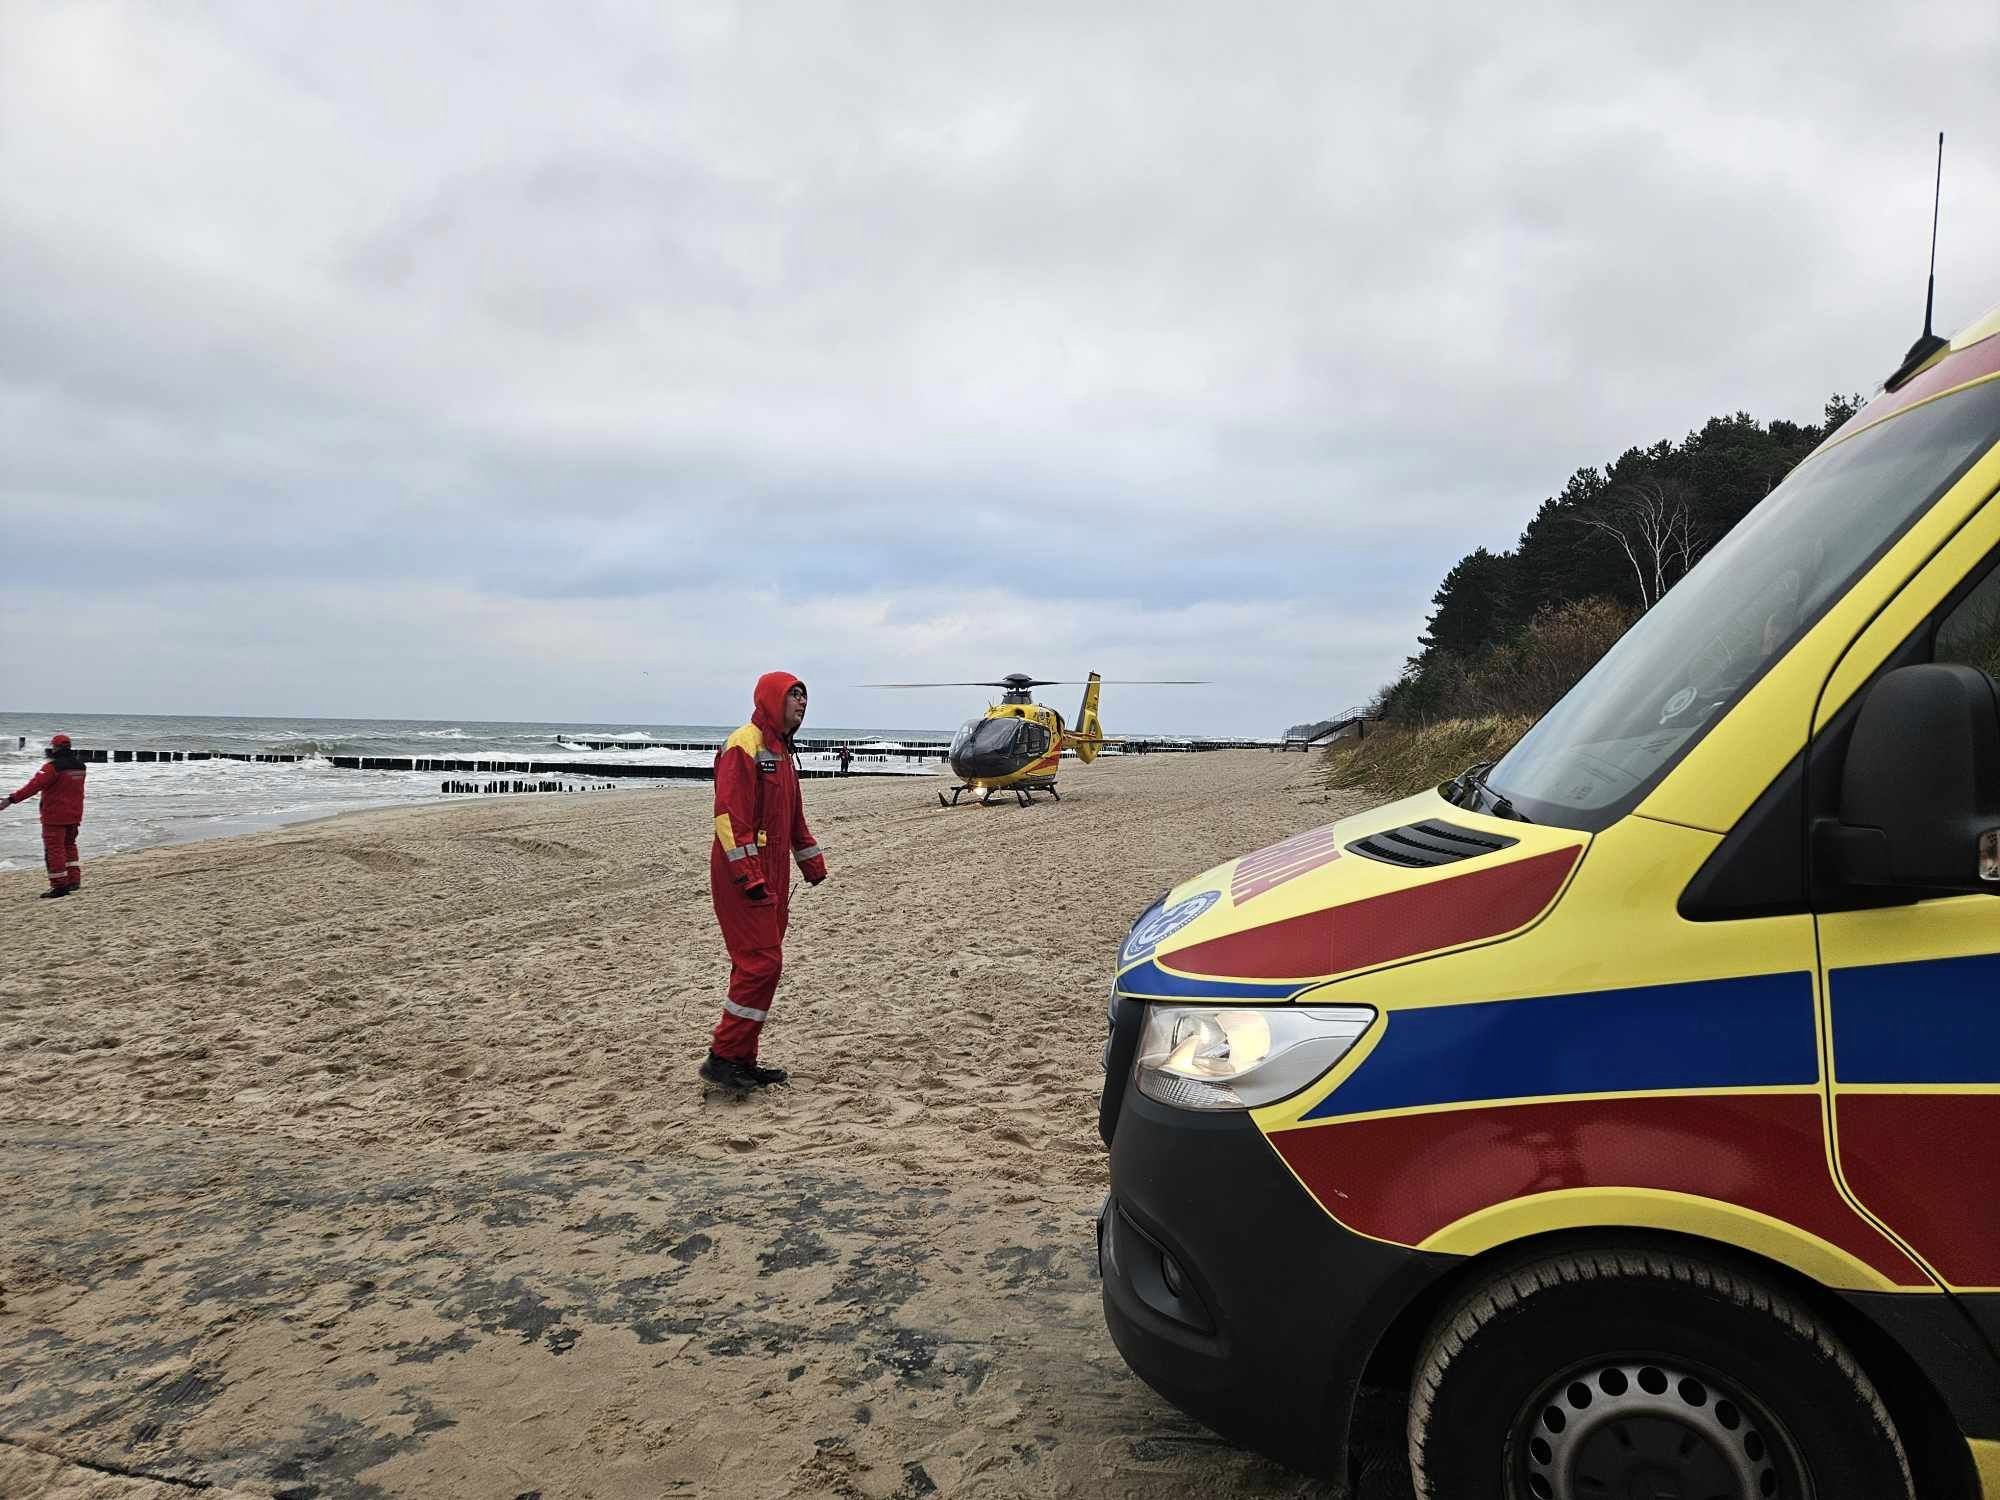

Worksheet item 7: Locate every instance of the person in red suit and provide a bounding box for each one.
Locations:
[6,733,88,899]
[701,672,828,1092]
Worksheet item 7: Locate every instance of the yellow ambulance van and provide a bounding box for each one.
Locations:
[1098,305,2000,1500]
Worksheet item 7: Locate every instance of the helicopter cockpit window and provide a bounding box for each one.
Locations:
[1022,723,1050,756]
[960,718,1028,757]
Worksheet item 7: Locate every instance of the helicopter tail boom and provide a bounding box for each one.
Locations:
[1071,673,1106,763]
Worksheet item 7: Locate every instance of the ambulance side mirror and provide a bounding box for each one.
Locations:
[1820,663,2000,894]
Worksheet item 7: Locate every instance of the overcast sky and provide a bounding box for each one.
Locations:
[3,1,1997,735]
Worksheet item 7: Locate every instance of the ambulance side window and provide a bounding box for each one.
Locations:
[1934,561,2000,679]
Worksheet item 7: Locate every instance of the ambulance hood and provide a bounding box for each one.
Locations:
[1117,788,1587,1001]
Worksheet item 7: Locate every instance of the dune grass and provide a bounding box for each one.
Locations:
[1322,715,1533,801]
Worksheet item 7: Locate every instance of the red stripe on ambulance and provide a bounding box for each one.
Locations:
[1176,846,1579,981]
[1271,1092,1927,1286]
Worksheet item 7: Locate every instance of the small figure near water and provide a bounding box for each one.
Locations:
[700,673,829,1096]
[5,733,87,899]
[838,745,853,776]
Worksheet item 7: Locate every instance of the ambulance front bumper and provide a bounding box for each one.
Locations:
[1098,1086,1453,1479]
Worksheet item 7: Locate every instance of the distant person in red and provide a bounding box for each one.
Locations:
[5,734,87,899]
[701,673,828,1092]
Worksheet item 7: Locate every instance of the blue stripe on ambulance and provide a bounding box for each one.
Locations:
[1301,971,1818,1121]
[1829,952,2000,1084]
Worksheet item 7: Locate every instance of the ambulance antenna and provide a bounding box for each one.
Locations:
[1885,131,1948,392]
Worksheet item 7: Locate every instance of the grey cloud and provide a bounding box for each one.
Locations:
[2,0,1997,731]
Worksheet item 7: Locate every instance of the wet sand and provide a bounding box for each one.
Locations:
[0,752,1397,1498]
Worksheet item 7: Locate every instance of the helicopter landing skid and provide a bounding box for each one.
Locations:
[938,780,1060,808]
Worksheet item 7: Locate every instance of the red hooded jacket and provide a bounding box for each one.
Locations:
[710,672,825,906]
[8,757,86,825]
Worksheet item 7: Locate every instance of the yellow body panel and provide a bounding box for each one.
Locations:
[1972,1438,2000,1498]
[1955,302,2000,353]
[1418,1186,1907,1292]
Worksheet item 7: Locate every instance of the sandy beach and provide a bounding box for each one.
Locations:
[0,752,1394,1499]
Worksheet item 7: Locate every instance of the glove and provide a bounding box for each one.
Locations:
[744,879,772,904]
[799,852,828,886]
[731,850,768,898]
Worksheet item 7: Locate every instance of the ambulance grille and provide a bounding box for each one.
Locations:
[1346,819,1519,867]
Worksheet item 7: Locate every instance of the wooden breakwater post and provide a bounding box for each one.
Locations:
[350,757,720,780]
[75,749,319,764]
[328,756,919,781]
[440,778,629,795]
[71,749,935,780]
[552,736,954,764]
[81,749,223,763]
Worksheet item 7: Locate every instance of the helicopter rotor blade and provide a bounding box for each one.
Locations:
[859,678,1211,688]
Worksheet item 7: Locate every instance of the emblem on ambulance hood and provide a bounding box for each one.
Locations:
[1122,890,1221,963]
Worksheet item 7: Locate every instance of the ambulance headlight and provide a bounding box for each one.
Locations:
[1134,1005,1374,1112]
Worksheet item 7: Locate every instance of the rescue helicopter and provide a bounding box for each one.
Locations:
[863,672,1203,806]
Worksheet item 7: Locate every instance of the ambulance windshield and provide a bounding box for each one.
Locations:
[1488,374,2000,831]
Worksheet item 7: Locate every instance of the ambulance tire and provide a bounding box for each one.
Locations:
[1407,1247,1913,1500]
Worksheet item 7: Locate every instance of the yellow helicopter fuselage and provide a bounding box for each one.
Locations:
[941,673,1108,803]
[947,701,1070,791]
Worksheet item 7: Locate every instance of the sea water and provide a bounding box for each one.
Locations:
[0,713,945,872]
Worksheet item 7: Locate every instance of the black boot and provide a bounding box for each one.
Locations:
[38,886,70,900]
[745,1060,788,1087]
[699,1051,760,1092]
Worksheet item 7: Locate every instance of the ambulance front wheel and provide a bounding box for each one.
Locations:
[1407,1247,1913,1500]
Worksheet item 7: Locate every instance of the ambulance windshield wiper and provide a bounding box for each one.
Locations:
[1445,760,1490,809]
[1451,760,1531,822]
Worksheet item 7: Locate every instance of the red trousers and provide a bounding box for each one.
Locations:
[42,824,80,890]
[709,877,789,1062]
